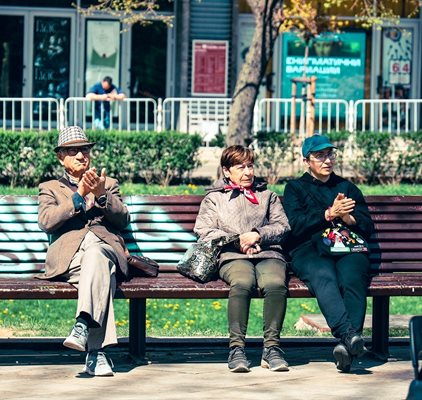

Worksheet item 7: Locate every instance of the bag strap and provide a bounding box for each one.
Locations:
[295,178,336,226]
[213,234,240,247]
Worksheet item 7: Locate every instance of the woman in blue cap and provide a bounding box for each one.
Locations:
[282,135,374,373]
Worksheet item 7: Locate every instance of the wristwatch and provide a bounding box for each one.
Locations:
[96,194,107,207]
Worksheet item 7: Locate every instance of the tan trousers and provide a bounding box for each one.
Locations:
[63,231,118,351]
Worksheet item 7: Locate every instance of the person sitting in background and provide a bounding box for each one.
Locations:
[282,135,374,373]
[194,145,291,373]
[38,126,130,376]
[86,76,126,130]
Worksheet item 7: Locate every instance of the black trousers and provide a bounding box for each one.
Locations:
[290,242,370,339]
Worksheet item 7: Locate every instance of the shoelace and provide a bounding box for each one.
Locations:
[230,347,247,361]
[73,323,88,338]
[96,352,114,368]
[266,346,285,361]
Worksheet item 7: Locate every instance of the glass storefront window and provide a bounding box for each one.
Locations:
[130,22,167,123]
[130,22,167,99]
[32,16,71,99]
[381,27,413,100]
[0,15,24,97]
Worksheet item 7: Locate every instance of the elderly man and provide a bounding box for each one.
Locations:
[38,126,130,376]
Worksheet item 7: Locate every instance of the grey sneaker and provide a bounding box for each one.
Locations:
[261,346,289,371]
[63,322,88,352]
[342,330,365,357]
[228,346,250,372]
[83,351,114,376]
[333,343,352,373]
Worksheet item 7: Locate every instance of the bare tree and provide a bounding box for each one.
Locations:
[226,0,284,146]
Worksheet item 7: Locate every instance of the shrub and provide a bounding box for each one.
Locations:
[394,131,422,183]
[253,131,297,184]
[0,130,202,187]
[351,131,394,184]
[0,131,60,187]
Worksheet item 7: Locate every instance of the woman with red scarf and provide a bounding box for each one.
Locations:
[194,145,291,373]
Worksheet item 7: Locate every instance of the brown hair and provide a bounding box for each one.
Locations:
[220,145,254,169]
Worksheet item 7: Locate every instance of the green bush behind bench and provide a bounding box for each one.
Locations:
[0,130,202,187]
[254,130,422,185]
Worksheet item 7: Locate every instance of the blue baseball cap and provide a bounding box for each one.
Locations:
[302,135,336,157]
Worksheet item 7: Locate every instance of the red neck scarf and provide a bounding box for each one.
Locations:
[224,181,259,204]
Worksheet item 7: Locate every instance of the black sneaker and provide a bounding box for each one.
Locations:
[261,346,289,371]
[228,346,250,372]
[333,343,352,373]
[342,330,365,357]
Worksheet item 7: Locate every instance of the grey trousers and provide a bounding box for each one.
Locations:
[63,231,118,351]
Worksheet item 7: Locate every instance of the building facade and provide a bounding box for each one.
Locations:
[0,0,420,103]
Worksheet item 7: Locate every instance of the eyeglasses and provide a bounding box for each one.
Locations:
[63,146,91,156]
[309,151,337,162]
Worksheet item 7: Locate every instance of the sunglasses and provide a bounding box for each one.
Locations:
[62,146,92,156]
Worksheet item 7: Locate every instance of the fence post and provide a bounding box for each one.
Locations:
[59,98,65,130]
[156,98,163,132]
[252,100,260,135]
[348,100,355,133]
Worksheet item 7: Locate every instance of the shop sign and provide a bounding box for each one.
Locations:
[192,40,228,96]
[280,32,366,116]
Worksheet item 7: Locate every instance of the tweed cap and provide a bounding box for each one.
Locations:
[55,126,95,152]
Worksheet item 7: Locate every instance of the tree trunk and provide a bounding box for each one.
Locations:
[226,0,283,146]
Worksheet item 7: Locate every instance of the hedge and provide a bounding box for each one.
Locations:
[253,130,422,184]
[0,130,202,187]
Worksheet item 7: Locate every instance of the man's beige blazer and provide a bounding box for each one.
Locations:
[38,176,130,280]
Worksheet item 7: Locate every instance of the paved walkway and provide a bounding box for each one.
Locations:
[0,343,412,400]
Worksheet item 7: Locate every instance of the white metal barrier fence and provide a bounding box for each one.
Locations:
[0,97,420,135]
[64,97,158,131]
[162,97,232,142]
[354,99,422,134]
[257,98,351,134]
[0,98,60,131]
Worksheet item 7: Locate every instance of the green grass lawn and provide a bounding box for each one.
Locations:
[0,296,419,338]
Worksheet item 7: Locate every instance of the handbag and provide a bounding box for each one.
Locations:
[313,222,369,256]
[177,234,240,283]
[127,254,159,277]
[118,235,159,277]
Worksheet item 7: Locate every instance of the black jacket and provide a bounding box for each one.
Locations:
[282,172,374,254]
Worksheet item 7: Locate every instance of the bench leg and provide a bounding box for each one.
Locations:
[370,296,390,361]
[129,298,148,364]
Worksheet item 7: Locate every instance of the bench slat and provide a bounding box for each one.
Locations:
[1,240,421,253]
[2,273,418,300]
[0,232,48,241]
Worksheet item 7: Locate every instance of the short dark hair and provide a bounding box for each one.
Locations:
[220,145,254,169]
[102,76,113,85]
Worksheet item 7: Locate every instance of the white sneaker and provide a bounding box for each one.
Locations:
[63,322,88,352]
[83,351,114,377]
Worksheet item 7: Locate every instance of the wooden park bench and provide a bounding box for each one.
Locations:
[0,195,421,362]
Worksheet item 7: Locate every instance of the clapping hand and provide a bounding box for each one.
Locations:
[78,167,107,198]
[330,193,355,218]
